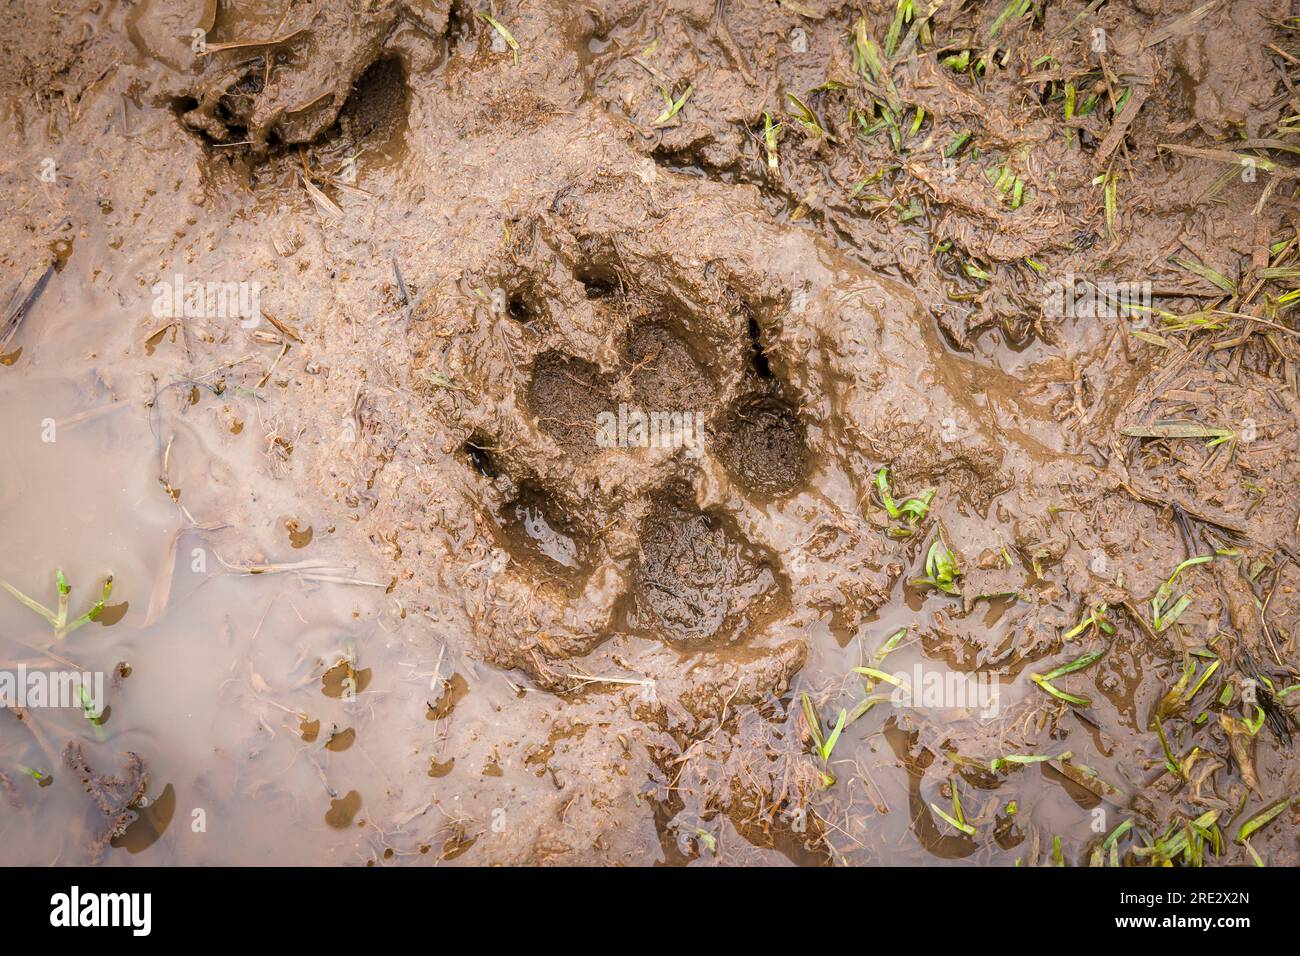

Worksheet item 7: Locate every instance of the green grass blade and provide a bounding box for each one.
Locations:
[874,628,907,665]
[1237,797,1295,843]
[930,801,976,835]
[1172,256,1236,295]
[64,575,113,635]
[800,691,825,753]
[852,666,909,690]
[1039,649,1105,681]
[1,581,58,625]
[477,12,520,64]
[655,84,693,126]
[1030,674,1092,707]
[822,708,847,760]
[847,695,887,725]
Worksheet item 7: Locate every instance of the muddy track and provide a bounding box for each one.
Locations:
[1,0,1298,866]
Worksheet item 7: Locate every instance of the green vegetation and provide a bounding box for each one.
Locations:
[874,467,934,537]
[1062,603,1114,641]
[2,569,113,639]
[1134,810,1222,867]
[763,111,781,171]
[19,765,49,783]
[654,84,693,127]
[911,536,960,594]
[989,751,1062,773]
[1028,649,1105,708]
[786,92,831,141]
[801,692,846,789]
[930,776,975,836]
[1149,552,1237,632]
[1089,819,1133,867]
[477,11,519,64]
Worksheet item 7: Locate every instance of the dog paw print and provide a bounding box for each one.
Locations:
[417,165,1060,727]
[128,0,445,150]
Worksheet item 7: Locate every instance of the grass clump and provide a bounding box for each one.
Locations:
[2,569,113,639]
[874,467,935,537]
[1134,810,1222,867]
[911,535,960,594]
[801,692,846,789]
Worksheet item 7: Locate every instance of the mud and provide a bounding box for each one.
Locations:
[1,0,1299,866]
[624,485,789,645]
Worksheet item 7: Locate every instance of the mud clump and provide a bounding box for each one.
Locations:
[712,313,809,497]
[63,741,148,863]
[162,1,444,150]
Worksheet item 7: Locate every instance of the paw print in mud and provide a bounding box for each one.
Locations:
[436,268,811,717]
[128,0,445,149]
[420,169,1053,727]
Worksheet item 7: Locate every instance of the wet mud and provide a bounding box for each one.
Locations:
[1,0,1298,865]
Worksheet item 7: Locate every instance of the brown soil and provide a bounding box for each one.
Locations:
[714,390,809,496]
[624,485,788,645]
[1,0,1298,867]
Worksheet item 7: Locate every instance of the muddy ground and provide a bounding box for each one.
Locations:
[1,0,1298,865]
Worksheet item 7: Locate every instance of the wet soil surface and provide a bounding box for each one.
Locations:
[1,0,1299,865]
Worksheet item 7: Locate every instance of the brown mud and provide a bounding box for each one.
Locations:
[1,0,1299,865]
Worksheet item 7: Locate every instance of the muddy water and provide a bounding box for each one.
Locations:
[2,0,1298,866]
[0,345,604,864]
